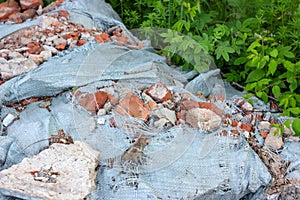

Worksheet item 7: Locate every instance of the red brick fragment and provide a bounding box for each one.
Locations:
[77,91,108,112]
[117,36,127,43]
[8,12,22,24]
[55,42,66,50]
[115,92,150,121]
[51,21,59,27]
[221,130,227,136]
[55,0,65,6]
[138,42,144,48]
[100,33,110,42]
[66,31,80,40]
[230,129,239,135]
[240,123,253,132]
[45,29,55,35]
[94,35,104,43]
[231,121,238,127]
[0,0,21,22]
[180,100,199,111]
[260,131,268,139]
[198,102,223,116]
[51,13,58,18]
[27,42,44,54]
[146,82,171,102]
[109,117,116,127]
[77,40,87,46]
[20,97,39,106]
[55,27,63,33]
[256,113,262,121]
[180,93,190,100]
[19,0,43,10]
[57,10,69,19]
[107,94,119,106]
[148,101,158,109]
[176,110,187,121]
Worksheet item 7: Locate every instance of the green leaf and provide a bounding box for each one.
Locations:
[267,59,278,76]
[256,91,262,98]
[258,78,271,85]
[248,98,254,105]
[184,21,191,31]
[234,57,247,65]
[224,46,235,53]
[271,123,279,128]
[246,69,265,83]
[279,98,289,109]
[289,97,297,107]
[261,92,268,103]
[295,94,300,104]
[194,46,202,54]
[247,41,261,52]
[292,119,300,136]
[280,125,285,135]
[222,52,230,61]
[179,41,189,51]
[272,86,281,98]
[289,108,300,115]
[236,40,244,45]
[274,128,280,135]
[243,93,253,99]
[284,119,291,129]
[255,91,268,102]
[244,82,257,91]
[270,49,278,58]
[283,51,295,59]
[251,56,260,66]
[289,79,298,92]
[278,46,295,59]
[257,58,267,68]
[283,61,295,72]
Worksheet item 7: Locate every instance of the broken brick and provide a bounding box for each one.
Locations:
[180,100,199,111]
[19,0,43,10]
[57,10,69,19]
[115,92,150,121]
[55,42,66,50]
[77,91,108,112]
[77,40,87,46]
[146,82,171,102]
[240,123,253,132]
[198,102,223,116]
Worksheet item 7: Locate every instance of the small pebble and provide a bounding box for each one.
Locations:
[97,117,106,125]
[97,109,106,116]
[2,113,17,127]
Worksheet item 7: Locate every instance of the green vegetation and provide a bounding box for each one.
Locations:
[108,0,300,117]
[43,0,56,5]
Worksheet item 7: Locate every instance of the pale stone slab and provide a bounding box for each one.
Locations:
[0,141,99,200]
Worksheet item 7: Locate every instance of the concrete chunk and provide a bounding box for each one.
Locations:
[0,141,99,200]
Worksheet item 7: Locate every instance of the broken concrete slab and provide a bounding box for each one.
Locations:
[265,127,284,150]
[0,141,99,200]
[185,108,222,130]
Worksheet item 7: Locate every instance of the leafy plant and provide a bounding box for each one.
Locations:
[108,0,300,117]
[160,29,211,73]
[292,119,300,136]
[43,0,56,6]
